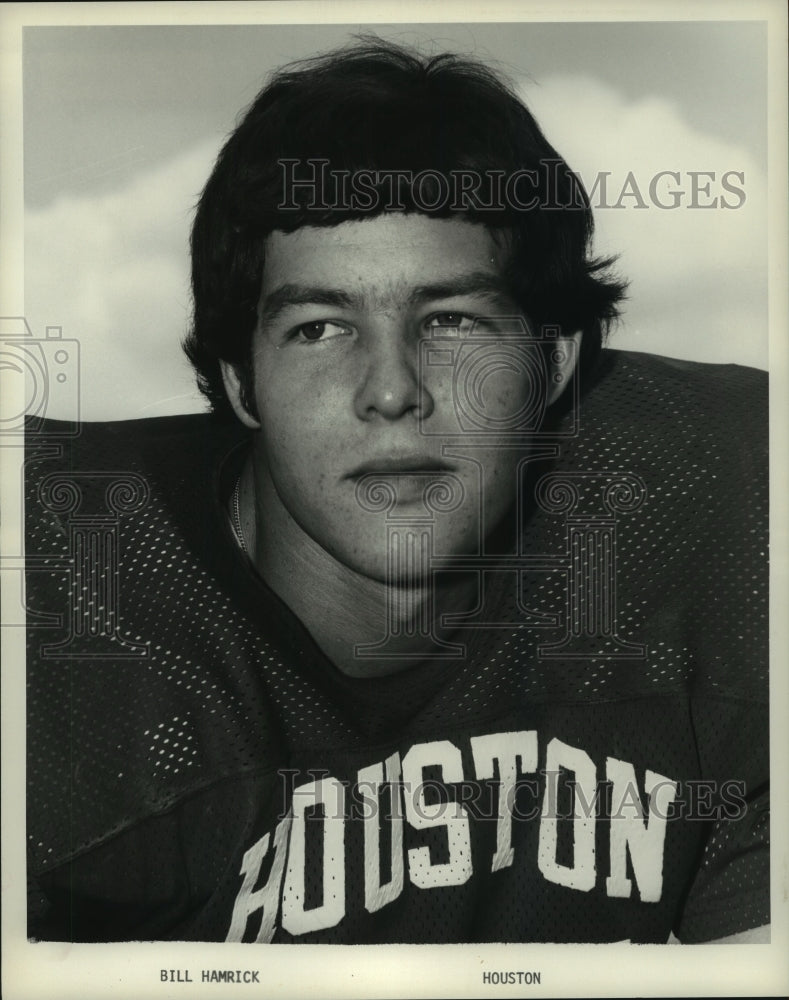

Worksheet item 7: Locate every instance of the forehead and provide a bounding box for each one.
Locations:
[260,215,510,305]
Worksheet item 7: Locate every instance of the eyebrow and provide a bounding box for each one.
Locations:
[258,271,515,325]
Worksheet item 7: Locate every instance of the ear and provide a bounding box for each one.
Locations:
[219,360,261,429]
[546,331,583,407]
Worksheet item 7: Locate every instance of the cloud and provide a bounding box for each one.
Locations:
[25,138,221,420]
[24,76,768,421]
[521,75,767,369]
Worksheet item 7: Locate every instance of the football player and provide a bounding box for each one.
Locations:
[26,39,769,945]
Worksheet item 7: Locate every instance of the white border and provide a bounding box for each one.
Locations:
[2,2,787,998]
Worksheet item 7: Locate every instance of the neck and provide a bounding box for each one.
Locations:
[236,457,477,678]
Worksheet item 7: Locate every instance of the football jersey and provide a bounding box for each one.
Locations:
[25,349,769,943]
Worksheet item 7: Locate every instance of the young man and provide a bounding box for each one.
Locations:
[26,41,768,944]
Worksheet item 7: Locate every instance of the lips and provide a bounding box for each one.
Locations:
[346,456,455,479]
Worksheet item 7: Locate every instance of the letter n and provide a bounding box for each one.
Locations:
[605,758,678,902]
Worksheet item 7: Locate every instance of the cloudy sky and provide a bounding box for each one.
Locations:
[20,18,768,420]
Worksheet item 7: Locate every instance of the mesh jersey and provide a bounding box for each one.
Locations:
[25,349,769,944]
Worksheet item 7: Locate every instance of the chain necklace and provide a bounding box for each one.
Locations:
[231,475,247,554]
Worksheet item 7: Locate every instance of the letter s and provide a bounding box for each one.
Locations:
[720,171,746,209]
[402,740,472,889]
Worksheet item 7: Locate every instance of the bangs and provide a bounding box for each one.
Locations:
[221,47,581,235]
[187,40,626,418]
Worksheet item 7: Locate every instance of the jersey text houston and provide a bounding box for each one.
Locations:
[226,730,678,941]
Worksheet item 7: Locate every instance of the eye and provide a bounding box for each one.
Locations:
[425,312,476,336]
[292,320,352,343]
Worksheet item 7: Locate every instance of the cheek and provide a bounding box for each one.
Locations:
[479,369,542,425]
[478,449,524,514]
[433,359,543,436]
[255,362,347,428]
[255,384,343,484]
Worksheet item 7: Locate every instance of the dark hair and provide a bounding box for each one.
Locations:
[185,38,626,419]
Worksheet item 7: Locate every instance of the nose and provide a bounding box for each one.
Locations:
[353,321,434,423]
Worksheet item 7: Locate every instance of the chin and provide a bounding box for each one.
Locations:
[328,521,484,588]
[330,546,433,588]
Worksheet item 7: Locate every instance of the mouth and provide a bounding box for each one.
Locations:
[346,456,455,480]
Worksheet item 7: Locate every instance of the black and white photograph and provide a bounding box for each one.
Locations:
[1,1,787,997]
